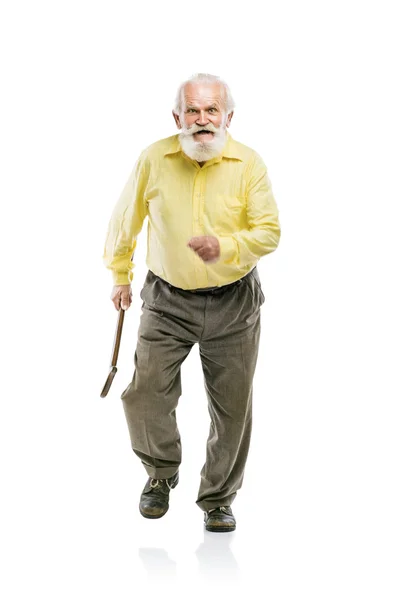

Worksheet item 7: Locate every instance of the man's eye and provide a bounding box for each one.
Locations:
[187,108,196,113]
[209,108,217,112]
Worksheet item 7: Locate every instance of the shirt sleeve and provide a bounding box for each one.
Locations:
[218,152,281,265]
[102,150,150,285]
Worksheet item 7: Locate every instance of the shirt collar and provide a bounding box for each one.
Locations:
[164,130,244,161]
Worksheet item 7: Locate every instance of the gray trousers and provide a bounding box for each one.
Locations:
[120,266,265,512]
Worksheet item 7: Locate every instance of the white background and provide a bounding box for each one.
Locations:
[1,0,395,598]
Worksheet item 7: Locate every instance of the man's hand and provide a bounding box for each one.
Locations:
[110,284,132,311]
[187,236,220,264]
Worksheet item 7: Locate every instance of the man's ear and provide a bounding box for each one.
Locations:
[226,111,234,128]
[172,111,182,129]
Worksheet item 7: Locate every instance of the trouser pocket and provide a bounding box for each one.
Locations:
[246,268,265,306]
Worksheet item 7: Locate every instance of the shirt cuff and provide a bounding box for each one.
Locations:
[112,271,133,286]
[218,236,238,264]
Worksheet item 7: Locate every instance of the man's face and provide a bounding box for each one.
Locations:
[173,82,233,162]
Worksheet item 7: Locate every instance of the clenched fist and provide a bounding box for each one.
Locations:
[110,284,132,311]
[187,236,220,264]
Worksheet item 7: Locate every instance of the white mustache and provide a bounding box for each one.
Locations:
[186,124,218,134]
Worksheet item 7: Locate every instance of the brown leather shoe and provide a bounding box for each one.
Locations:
[204,506,236,532]
[139,472,179,519]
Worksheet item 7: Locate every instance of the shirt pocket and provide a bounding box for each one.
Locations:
[212,194,245,233]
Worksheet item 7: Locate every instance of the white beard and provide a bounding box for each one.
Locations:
[178,122,228,162]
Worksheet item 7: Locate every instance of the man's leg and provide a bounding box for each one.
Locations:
[120,274,195,480]
[196,268,264,512]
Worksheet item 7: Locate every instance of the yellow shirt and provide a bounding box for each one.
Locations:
[102,130,281,289]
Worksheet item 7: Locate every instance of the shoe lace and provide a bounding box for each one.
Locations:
[149,478,173,490]
[208,506,228,513]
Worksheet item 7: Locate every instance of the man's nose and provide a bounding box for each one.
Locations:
[196,110,210,125]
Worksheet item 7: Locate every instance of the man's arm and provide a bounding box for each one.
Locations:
[218,152,281,265]
[102,150,150,285]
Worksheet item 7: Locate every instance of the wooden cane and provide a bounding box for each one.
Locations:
[100,307,125,397]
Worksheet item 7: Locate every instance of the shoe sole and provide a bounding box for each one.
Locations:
[205,524,236,532]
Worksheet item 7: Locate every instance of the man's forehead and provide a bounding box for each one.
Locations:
[183,83,225,107]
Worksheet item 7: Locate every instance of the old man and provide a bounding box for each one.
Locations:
[102,72,281,532]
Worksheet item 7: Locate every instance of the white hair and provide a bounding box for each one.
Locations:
[173,73,235,116]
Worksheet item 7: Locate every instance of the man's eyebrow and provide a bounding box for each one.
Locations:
[185,103,219,109]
